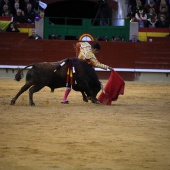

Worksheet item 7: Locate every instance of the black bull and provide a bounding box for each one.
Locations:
[10,58,103,105]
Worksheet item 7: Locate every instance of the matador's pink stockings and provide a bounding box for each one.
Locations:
[61,88,71,103]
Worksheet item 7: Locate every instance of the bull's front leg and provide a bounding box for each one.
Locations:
[84,90,100,104]
[81,91,88,102]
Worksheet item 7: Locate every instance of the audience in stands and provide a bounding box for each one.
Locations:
[6,22,20,32]
[111,36,124,42]
[1,0,168,28]
[0,0,41,22]
[96,36,108,41]
[127,0,170,28]
[28,28,42,40]
[0,0,169,41]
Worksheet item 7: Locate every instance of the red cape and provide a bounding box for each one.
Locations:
[98,71,125,105]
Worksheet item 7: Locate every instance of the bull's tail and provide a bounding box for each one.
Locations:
[15,64,34,81]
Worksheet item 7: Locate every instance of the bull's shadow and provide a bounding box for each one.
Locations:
[11,58,102,106]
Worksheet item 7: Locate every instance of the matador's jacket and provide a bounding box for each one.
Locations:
[75,42,109,70]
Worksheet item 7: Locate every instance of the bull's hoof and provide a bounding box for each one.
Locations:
[95,100,100,104]
[10,99,16,105]
[93,100,100,104]
[29,102,35,106]
[83,97,88,102]
[51,88,54,92]
[92,99,100,104]
[87,96,91,100]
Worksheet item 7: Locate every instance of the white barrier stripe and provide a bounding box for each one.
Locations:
[95,68,170,73]
[0,65,170,73]
[0,65,32,69]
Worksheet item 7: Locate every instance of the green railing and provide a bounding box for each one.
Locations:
[44,17,130,41]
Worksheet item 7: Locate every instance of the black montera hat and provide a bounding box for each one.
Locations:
[92,43,101,50]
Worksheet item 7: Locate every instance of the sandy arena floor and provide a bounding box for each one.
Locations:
[0,78,170,170]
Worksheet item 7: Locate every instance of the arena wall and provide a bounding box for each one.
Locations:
[0,32,170,81]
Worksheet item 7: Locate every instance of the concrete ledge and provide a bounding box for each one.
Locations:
[0,66,170,82]
[0,65,170,73]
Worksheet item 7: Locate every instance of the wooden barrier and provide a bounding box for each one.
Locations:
[0,32,170,80]
[139,28,170,41]
[147,36,170,42]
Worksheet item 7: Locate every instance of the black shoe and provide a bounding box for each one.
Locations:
[61,100,69,104]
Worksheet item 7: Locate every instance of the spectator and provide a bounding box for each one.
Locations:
[135,6,148,27]
[159,0,169,19]
[0,0,11,12]
[96,36,108,41]
[13,9,26,23]
[11,0,23,10]
[130,0,144,17]
[155,13,170,27]
[112,36,122,42]
[129,34,141,42]
[147,7,157,19]
[159,0,169,9]
[159,5,169,19]
[24,3,36,23]
[23,0,37,11]
[6,22,20,32]
[159,0,169,8]
[12,2,24,16]
[2,10,13,17]
[22,0,31,10]
[126,10,135,21]
[146,7,158,27]
[28,28,42,39]
[0,4,11,16]
[145,0,159,14]
[39,11,45,20]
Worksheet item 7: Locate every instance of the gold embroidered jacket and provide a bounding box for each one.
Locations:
[75,42,109,70]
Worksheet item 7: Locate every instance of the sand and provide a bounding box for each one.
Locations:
[0,78,170,170]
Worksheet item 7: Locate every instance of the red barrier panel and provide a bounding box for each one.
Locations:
[0,33,170,80]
